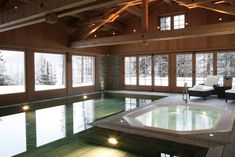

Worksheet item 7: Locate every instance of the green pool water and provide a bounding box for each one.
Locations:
[0,93,157,157]
[135,105,221,131]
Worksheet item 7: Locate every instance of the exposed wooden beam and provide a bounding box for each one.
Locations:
[70,21,235,48]
[104,22,125,31]
[0,0,146,32]
[197,2,235,15]
[142,0,148,33]
[126,6,142,17]
[176,0,235,15]
[45,13,57,24]
[83,3,133,38]
[18,0,33,3]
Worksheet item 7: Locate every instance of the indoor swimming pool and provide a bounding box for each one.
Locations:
[0,93,160,157]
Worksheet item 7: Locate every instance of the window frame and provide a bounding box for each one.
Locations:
[217,51,235,86]
[0,48,26,95]
[159,13,186,31]
[176,53,193,87]
[34,51,67,91]
[72,54,95,88]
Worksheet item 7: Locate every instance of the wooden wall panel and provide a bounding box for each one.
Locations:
[0,22,108,106]
[0,23,69,50]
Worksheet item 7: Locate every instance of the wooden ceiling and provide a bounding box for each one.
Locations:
[0,0,235,46]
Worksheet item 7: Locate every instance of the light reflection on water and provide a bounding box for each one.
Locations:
[36,105,66,147]
[0,113,27,157]
[0,96,153,157]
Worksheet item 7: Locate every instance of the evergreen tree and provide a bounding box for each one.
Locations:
[0,52,13,85]
[36,57,57,85]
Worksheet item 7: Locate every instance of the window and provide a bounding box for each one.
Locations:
[0,50,25,95]
[176,54,192,87]
[160,153,170,157]
[154,55,168,86]
[35,53,66,91]
[36,105,66,147]
[124,56,137,85]
[139,56,152,86]
[72,56,95,87]
[196,53,213,85]
[173,14,185,29]
[217,52,235,85]
[160,16,171,31]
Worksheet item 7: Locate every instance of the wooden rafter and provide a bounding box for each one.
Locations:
[0,0,149,32]
[176,0,235,15]
[18,0,33,3]
[70,21,235,48]
[142,0,148,32]
[83,2,134,38]
[126,6,142,17]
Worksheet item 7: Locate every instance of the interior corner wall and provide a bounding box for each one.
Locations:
[105,54,121,90]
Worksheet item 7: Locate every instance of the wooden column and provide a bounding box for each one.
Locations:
[142,0,149,33]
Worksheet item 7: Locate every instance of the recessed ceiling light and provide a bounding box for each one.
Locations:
[219,18,222,21]
[108,137,118,145]
[112,32,116,35]
[133,29,136,32]
[14,6,18,9]
[83,95,88,99]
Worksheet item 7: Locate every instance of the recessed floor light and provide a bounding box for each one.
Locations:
[108,137,118,145]
[22,105,30,111]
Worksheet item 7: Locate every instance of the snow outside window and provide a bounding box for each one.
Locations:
[217,52,235,86]
[196,53,213,85]
[124,56,137,85]
[0,50,25,95]
[160,16,171,31]
[72,56,94,87]
[154,55,169,86]
[173,14,185,29]
[176,54,192,87]
[139,56,152,86]
[34,52,66,91]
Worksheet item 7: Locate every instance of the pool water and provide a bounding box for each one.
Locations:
[135,105,221,132]
[0,93,157,157]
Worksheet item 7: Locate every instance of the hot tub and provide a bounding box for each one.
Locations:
[123,104,234,134]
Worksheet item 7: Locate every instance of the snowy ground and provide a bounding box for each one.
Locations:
[73,82,94,88]
[35,85,65,91]
[0,86,25,95]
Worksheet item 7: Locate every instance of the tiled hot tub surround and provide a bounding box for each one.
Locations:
[123,103,235,135]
